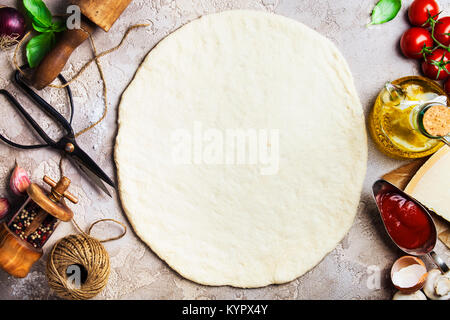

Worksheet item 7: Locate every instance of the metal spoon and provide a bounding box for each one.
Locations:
[372,179,449,273]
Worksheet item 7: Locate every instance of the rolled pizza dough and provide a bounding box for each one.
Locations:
[115,10,367,288]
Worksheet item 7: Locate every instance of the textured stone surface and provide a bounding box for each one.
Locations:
[0,0,448,300]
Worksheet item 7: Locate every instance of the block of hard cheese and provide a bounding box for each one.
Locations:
[405,146,450,249]
[405,146,450,223]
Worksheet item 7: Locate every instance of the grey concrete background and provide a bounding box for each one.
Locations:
[0,0,448,300]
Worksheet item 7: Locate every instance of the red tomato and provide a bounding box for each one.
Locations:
[408,0,440,26]
[400,28,433,59]
[434,16,450,46]
[422,49,450,80]
[444,78,450,95]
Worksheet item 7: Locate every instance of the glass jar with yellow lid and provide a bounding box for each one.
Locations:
[369,76,450,159]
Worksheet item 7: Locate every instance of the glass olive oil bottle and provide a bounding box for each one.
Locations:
[369,76,448,159]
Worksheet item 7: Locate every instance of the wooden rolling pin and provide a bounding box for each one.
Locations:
[32,0,132,90]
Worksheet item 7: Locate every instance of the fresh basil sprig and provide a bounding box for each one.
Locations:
[23,0,67,67]
[369,0,402,25]
[25,32,55,69]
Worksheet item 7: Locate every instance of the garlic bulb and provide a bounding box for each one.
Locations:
[393,290,427,300]
[10,163,30,196]
[0,198,9,219]
[423,269,450,300]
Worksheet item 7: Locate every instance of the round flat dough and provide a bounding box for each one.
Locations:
[115,10,367,288]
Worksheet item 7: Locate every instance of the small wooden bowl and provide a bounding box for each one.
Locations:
[391,256,428,293]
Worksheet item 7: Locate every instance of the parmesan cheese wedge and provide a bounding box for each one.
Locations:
[405,146,450,223]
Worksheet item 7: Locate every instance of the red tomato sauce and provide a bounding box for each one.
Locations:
[378,192,432,249]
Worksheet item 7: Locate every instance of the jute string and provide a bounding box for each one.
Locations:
[58,157,127,243]
[47,159,126,300]
[11,23,149,299]
[46,218,127,300]
[13,24,150,137]
[47,135,127,300]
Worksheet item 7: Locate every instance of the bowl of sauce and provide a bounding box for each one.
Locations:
[372,179,436,255]
[378,191,432,250]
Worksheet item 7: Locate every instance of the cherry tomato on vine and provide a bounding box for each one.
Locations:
[422,49,450,80]
[408,0,440,27]
[444,78,450,95]
[434,16,450,46]
[400,27,433,59]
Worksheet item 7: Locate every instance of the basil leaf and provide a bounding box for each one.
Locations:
[26,32,55,68]
[23,0,53,28]
[51,20,67,33]
[32,22,53,33]
[32,20,66,33]
[369,0,402,25]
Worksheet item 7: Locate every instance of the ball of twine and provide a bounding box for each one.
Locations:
[46,219,126,300]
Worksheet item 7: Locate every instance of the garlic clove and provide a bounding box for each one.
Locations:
[424,269,450,300]
[393,290,427,300]
[10,163,30,196]
[0,198,9,219]
[435,274,450,297]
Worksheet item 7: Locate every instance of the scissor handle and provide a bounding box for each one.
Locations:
[14,70,75,136]
[0,89,54,148]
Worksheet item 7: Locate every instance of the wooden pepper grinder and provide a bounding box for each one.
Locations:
[32,0,132,90]
[0,176,78,278]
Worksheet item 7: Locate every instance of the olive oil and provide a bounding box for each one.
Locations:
[369,76,447,159]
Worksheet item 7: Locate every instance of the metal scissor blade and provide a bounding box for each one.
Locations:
[71,156,112,198]
[68,143,116,188]
[55,136,115,196]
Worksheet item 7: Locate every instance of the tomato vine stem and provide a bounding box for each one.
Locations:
[427,11,450,52]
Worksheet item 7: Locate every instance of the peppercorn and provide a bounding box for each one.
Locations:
[8,202,57,249]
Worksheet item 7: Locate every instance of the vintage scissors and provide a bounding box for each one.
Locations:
[0,67,115,197]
